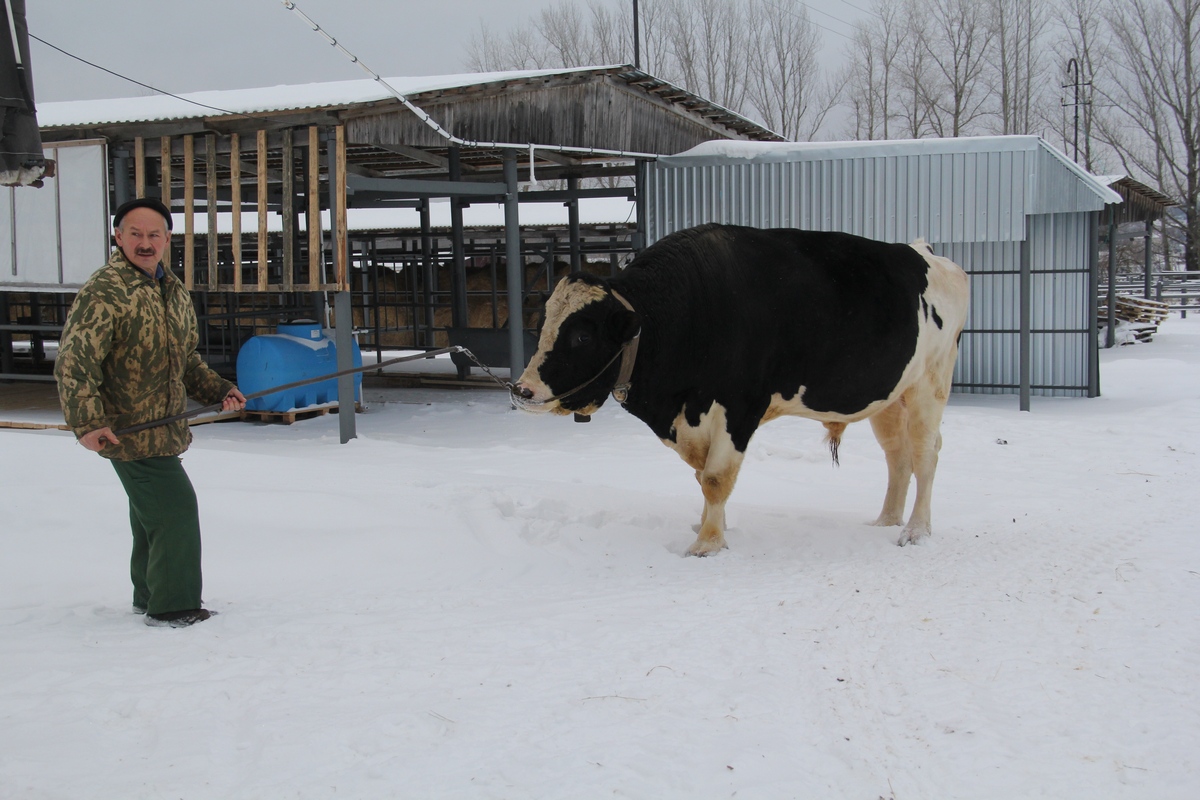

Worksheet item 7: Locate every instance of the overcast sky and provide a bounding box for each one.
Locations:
[27,0,866,104]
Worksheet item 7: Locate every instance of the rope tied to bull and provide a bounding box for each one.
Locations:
[516,289,640,422]
[110,346,506,436]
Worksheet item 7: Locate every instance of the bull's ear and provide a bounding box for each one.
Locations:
[611,306,640,344]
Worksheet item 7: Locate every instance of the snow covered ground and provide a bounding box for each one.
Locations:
[3,319,1199,799]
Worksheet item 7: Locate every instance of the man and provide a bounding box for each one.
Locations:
[55,198,246,628]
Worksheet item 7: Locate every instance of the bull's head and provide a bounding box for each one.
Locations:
[511,274,640,416]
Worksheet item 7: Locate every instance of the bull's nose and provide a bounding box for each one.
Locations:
[512,384,535,401]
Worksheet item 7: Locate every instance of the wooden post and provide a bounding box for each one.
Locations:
[258,129,269,291]
[160,136,172,272]
[183,135,194,290]
[334,125,347,290]
[230,133,242,292]
[134,136,145,199]
[206,134,218,291]
[308,126,321,290]
[282,131,294,292]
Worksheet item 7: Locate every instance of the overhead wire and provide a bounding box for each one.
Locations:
[27,32,283,125]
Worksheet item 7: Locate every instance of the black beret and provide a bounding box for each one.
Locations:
[113,197,173,231]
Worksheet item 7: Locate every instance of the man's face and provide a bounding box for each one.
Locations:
[113,207,170,275]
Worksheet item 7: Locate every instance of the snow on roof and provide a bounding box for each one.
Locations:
[37,66,620,128]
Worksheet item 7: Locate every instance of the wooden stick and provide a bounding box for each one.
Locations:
[160,136,172,272]
[134,136,145,198]
[335,125,348,290]
[183,135,194,290]
[258,129,269,292]
[282,130,295,292]
[308,126,321,290]
[230,133,242,292]
[206,134,218,291]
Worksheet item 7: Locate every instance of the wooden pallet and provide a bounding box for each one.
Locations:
[1108,294,1171,324]
[240,404,336,425]
[0,420,70,431]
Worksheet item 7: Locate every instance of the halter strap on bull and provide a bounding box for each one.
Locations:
[529,288,639,422]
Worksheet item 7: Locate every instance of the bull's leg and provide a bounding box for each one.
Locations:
[897,370,951,546]
[868,399,913,528]
[668,403,745,556]
[689,436,744,556]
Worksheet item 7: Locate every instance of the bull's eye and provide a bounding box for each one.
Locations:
[570,329,593,348]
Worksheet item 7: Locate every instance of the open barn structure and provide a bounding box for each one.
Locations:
[0,65,780,438]
[644,137,1127,408]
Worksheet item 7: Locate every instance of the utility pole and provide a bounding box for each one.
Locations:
[1061,57,1092,166]
[633,0,640,69]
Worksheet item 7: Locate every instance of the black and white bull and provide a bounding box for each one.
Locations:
[512,223,969,556]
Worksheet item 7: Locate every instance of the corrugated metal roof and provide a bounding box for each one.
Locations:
[36,65,781,146]
[658,136,1122,208]
[37,67,616,128]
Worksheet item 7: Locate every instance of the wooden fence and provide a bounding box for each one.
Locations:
[131,125,349,293]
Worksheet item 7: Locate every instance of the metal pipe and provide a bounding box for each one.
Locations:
[504,152,524,374]
[1019,236,1031,411]
[1087,211,1100,397]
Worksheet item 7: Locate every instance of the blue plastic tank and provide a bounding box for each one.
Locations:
[237,321,362,412]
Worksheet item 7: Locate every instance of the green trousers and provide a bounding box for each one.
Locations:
[110,456,203,615]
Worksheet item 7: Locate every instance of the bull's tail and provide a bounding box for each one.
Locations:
[823,421,847,466]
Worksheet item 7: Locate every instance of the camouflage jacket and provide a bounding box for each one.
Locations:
[54,249,234,461]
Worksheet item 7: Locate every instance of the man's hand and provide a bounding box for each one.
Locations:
[222,387,247,412]
[80,427,119,452]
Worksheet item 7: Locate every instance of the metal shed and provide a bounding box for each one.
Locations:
[644,136,1123,406]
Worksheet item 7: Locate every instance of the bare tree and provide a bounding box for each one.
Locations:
[664,0,748,113]
[987,0,1050,135]
[1100,0,1200,271]
[466,23,550,71]
[466,0,839,140]
[893,0,938,138]
[745,0,837,140]
[923,0,995,137]
[844,0,906,140]
[467,0,627,71]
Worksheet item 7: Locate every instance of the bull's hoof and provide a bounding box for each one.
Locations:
[897,524,931,546]
[685,538,727,557]
[870,514,905,527]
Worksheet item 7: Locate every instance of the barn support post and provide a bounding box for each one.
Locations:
[230,133,242,292]
[160,137,172,273]
[1143,216,1154,299]
[205,135,218,291]
[568,176,581,273]
[1105,205,1117,348]
[282,131,295,292]
[449,146,468,331]
[334,290,356,443]
[327,132,356,444]
[1019,236,1031,412]
[503,150,525,373]
[134,137,145,199]
[420,198,434,348]
[633,159,648,252]
[112,147,131,208]
[0,294,12,379]
[1087,211,1101,397]
[183,135,194,290]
